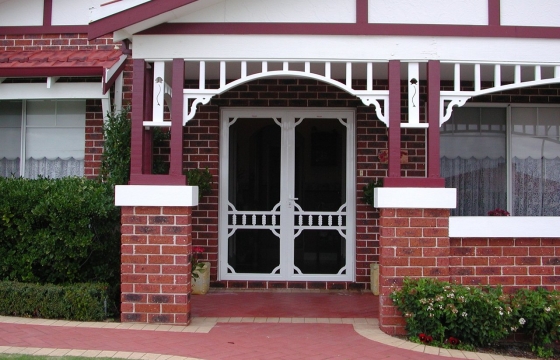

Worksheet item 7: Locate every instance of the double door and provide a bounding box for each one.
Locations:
[219,108,355,281]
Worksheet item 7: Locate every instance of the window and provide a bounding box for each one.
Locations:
[0,100,86,179]
[441,105,560,216]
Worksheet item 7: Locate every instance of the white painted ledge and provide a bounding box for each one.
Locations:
[115,185,199,207]
[374,187,457,209]
[449,216,560,238]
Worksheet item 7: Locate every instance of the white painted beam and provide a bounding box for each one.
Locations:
[0,82,107,100]
[115,185,199,207]
[450,216,560,238]
[374,187,457,209]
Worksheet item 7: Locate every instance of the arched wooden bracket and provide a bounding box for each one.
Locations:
[357,94,388,126]
[440,95,471,126]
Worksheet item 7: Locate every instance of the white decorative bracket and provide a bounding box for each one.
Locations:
[183,92,215,125]
[406,62,422,127]
[357,93,389,126]
[440,94,472,126]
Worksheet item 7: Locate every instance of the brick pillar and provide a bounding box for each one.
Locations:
[120,205,192,324]
[378,207,451,335]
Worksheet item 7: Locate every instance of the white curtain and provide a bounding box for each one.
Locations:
[0,158,20,178]
[441,157,507,216]
[24,157,84,179]
[513,157,560,216]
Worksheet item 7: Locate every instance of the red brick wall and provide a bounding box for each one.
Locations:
[120,206,193,324]
[450,237,560,292]
[378,208,451,335]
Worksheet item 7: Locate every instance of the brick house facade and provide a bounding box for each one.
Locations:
[1,0,559,334]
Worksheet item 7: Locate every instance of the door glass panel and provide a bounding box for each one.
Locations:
[293,118,347,275]
[227,118,281,274]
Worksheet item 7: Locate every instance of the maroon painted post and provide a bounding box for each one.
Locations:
[170,58,185,177]
[387,60,401,180]
[427,60,441,180]
[130,59,146,179]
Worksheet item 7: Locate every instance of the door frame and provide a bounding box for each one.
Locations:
[218,107,356,282]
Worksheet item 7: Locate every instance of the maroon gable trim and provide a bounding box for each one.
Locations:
[139,22,560,39]
[88,0,199,40]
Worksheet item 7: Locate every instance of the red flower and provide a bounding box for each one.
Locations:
[448,337,460,345]
[419,333,433,344]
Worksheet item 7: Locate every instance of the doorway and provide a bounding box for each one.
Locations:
[219,108,355,281]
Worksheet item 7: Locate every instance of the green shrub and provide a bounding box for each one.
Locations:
[187,168,213,200]
[511,288,560,358]
[390,278,516,347]
[391,278,560,358]
[0,281,116,321]
[362,178,383,206]
[0,177,120,286]
[100,108,131,186]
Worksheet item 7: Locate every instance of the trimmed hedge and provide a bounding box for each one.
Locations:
[0,177,120,286]
[0,281,116,321]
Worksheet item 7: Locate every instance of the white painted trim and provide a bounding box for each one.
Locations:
[0,83,107,100]
[133,35,560,64]
[115,185,199,207]
[374,187,457,209]
[449,216,560,238]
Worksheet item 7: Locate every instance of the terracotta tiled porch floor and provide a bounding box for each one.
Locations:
[0,290,529,359]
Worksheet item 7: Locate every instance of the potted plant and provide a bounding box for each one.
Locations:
[191,246,210,295]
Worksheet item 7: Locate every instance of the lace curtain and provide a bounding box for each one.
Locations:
[442,156,560,216]
[0,158,20,177]
[0,157,83,179]
[441,157,507,216]
[513,157,560,216]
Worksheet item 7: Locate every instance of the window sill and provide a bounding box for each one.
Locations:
[449,216,560,238]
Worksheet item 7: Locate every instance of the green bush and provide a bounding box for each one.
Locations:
[100,108,131,186]
[0,281,116,321]
[186,168,213,200]
[390,278,516,347]
[390,278,560,357]
[0,177,120,286]
[511,288,560,358]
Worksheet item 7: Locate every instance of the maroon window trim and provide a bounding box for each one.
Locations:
[88,0,199,40]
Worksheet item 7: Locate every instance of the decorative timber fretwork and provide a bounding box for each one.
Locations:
[440,62,560,125]
[146,60,392,127]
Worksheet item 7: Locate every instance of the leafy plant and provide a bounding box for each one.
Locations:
[100,107,131,186]
[390,278,517,347]
[0,177,120,286]
[187,168,213,200]
[511,288,560,358]
[391,278,560,358]
[362,178,383,206]
[0,281,116,321]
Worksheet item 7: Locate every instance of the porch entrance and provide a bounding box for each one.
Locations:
[219,108,356,282]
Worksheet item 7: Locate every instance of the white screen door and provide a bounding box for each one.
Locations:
[219,108,355,281]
